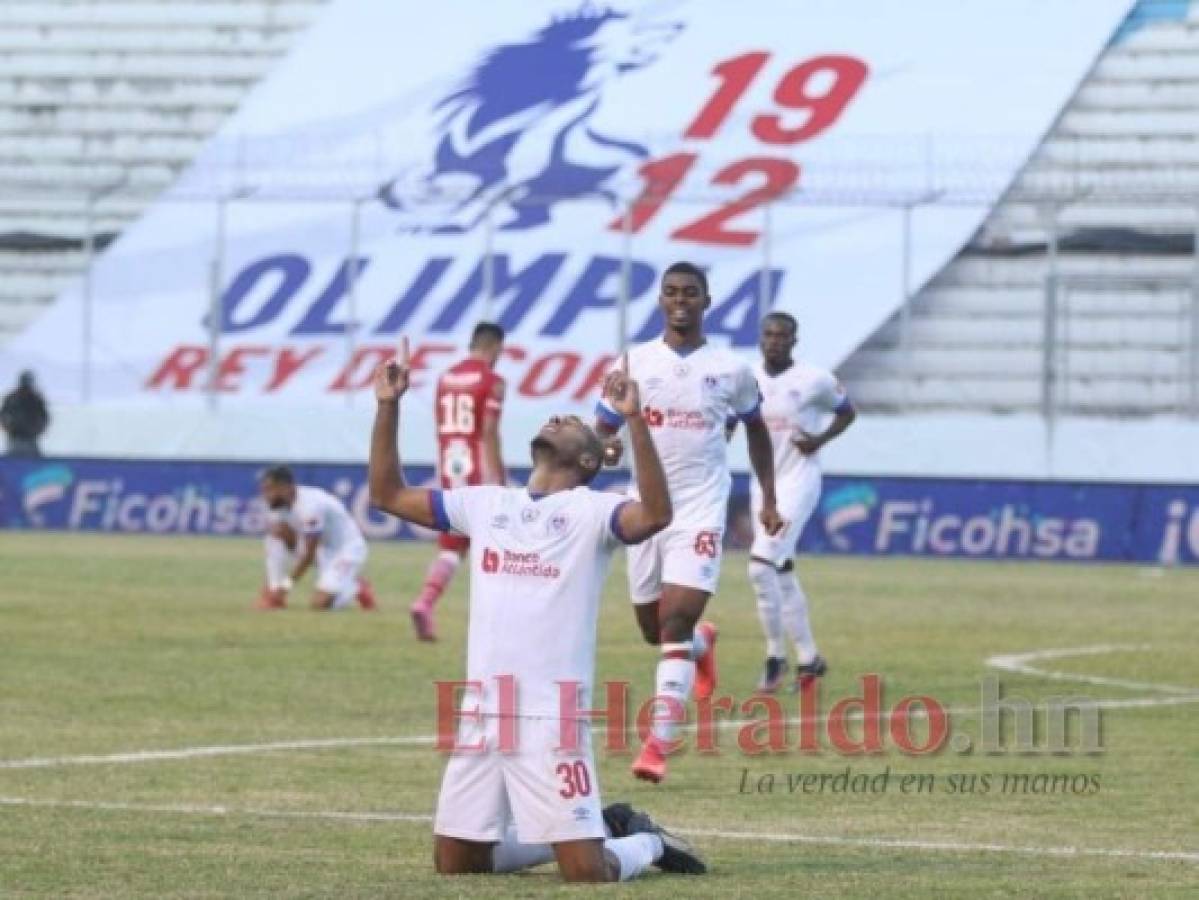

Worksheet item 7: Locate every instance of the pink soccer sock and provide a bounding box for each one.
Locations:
[414,551,460,609]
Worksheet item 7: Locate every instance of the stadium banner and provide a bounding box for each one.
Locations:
[3,458,1196,565]
[0,0,1134,463]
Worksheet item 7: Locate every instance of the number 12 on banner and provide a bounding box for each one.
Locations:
[612,52,868,246]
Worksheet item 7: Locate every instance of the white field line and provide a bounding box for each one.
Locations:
[0,736,434,770]
[985,644,1199,695]
[1,796,1195,864]
[3,645,1197,771]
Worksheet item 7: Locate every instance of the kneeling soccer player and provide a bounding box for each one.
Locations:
[256,466,376,611]
[368,343,705,882]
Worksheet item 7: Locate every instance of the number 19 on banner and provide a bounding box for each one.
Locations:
[612,52,868,246]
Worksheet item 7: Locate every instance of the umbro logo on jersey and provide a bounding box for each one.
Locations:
[521,506,540,523]
[548,512,569,535]
[490,514,510,529]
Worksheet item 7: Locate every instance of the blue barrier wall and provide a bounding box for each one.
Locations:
[2,458,1197,564]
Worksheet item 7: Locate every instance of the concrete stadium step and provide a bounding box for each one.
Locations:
[0,191,144,216]
[1053,377,1194,414]
[1057,107,1199,138]
[985,201,1198,233]
[0,51,275,80]
[0,104,230,135]
[846,347,1045,376]
[0,212,132,237]
[0,268,86,296]
[1035,135,1199,167]
[1075,78,1199,111]
[843,374,1041,412]
[936,254,1198,287]
[1093,50,1199,81]
[847,346,1190,379]
[1016,164,1199,194]
[865,316,1044,348]
[0,23,299,55]
[0,161,176,189]
[0,131,206,160]
[0,1,327,31]
[0,78,249,108]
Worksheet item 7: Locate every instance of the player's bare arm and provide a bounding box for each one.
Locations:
[603,355,672,542]
[793,401,856,455]
[368,339,440,529]
[744,414,784,535]
[289,533,319,582]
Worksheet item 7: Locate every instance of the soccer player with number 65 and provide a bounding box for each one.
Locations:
[595,261,783,784]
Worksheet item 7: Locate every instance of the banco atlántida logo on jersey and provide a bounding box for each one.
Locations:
[481,547,561,578]
[376,5,682,233]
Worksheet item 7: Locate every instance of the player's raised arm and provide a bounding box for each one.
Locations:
[368,340,440,528]
[603,354,671,542]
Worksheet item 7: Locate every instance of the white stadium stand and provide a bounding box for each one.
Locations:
[1,0,1196,423]
[0,0,329,338]
[841,1,1199,418]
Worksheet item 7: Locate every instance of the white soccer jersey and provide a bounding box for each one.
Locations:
[754,360,851,486]
[432,485,630,718]
[293,485,365,554]
[597,339,762,529]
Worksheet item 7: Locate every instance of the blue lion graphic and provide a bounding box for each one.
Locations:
[377,5,682,233]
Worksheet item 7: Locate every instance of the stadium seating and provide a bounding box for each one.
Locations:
[0,0,329,340]
[842,2,1199,417]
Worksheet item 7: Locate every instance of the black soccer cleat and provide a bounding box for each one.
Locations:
[792,654,828,692]
[602,802,636,839]
[757,655,787,693]
[626,809,707,875]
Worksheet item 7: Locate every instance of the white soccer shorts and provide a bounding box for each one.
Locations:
[314,541,368,606]
[433,716,605,844]
[626,524,724,603]
[750,468,822,567]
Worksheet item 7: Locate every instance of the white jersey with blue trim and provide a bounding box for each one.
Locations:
[597,339,761,530]
[430,485,631,718]
[754,360,852,486]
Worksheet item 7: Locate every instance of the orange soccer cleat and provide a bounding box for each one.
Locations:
[631,736,668,784]
[255,586,286,610]
[355,576,378,611]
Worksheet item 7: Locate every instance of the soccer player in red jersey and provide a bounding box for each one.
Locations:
[410,322,507,640]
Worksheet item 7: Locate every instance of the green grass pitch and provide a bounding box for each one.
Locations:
[1,532,1197,897]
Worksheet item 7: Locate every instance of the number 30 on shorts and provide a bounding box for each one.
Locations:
[556,760,592,799]
[693,530,719,558]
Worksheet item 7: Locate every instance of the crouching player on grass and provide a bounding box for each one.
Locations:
[256,465,377,611]
[368,341,706,882]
